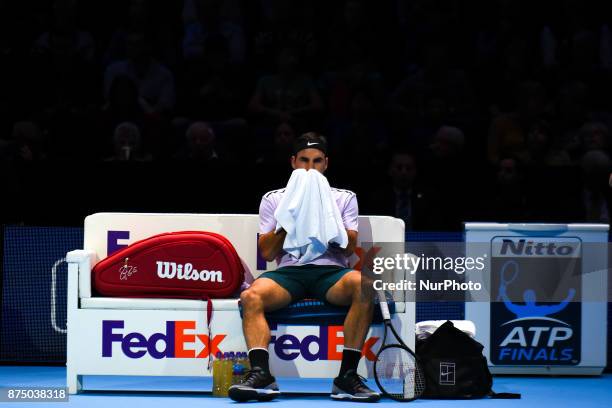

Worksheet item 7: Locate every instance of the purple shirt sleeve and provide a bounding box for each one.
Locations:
[341,193,359,231]
[258,194,278,234]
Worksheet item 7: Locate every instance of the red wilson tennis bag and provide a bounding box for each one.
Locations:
[92,231,244,299]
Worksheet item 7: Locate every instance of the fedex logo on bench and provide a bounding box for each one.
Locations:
[102,320,225,359]
[270,325,379,361]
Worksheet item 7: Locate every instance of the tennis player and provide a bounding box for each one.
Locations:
[229,132,380,402]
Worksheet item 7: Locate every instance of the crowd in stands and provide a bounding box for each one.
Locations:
[1,0,612,230]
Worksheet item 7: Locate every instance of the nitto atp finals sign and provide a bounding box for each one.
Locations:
[490,237,581,365]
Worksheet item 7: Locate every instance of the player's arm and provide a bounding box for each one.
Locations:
[343,229,358,257]
[258,228,287,262]
[340,193,359,257]
[258,193,286,262]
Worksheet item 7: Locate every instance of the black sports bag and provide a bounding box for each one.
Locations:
[416,320,521,399]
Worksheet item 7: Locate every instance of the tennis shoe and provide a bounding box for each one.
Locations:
[228,367,280,402]
[331,369,381,402]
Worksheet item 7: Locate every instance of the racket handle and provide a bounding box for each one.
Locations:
[376,290,392,320]
[379,297,391,320]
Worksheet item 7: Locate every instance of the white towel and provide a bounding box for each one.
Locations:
[415,320,477,340]
[274,169,348,264]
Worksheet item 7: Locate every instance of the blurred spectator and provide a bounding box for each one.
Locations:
[329,91,390,167]
[102,75,145,124]
[33,0,95,64]
[3,1,612,228]
[104,0,178,68]
[421,125,467,181]
[253,0,317,73]
[423,125,469,178]
[182,0,246,66]
[97,75,166,159]
[388,152,419,230]
[430,125,465,161]
[553,81,590,158]
[487,80,549,164]
[543,1,612,105]
[524,120,571,166]
[325,57,386,124]
[324,0,388,72]
[104,0,150,65]
[365,151,439,230]
[418,125,471,230]
[29,0,98,115]
[579,121,609,153]
[104,122,152,162]
[248,45,323,129]
[326,58,389,165]
[256,121,295,168]
[496,37,534,109]
[104,31,176,115]
[180,36,247,121]
[173,121,219,162]
[481,156,530,222]
[472,0,544,112]
[497,157,521,186]
[580,149,612,222]
[390,39,474,141]
[176,1,248,157]
[0,121,47,162]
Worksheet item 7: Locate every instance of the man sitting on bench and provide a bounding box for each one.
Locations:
[228,132,379,403]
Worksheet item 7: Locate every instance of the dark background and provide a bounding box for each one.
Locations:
[0,0,611,370]
[1,0,612,228]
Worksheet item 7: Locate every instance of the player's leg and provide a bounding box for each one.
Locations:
[325,270,374,349]
[241,277,293,350]
[324,269,379,402]
[229,274,298,402]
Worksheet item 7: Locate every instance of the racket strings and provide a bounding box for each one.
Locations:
[375,346,426,400]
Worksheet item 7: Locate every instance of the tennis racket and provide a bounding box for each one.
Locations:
[373,290,426,401]
[496,260,519,301]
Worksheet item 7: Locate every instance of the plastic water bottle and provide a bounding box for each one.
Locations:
[221,352,232,396]
[228,352,236,385]
[240,352,250,370]
[212,352,223,397]
[232,354,245,385]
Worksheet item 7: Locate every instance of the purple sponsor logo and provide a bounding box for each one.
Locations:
[107,230,130,255]
[270,324,329,361]
[270,324,378,362]
[102,320,175,359]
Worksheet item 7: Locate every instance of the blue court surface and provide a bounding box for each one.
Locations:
[1,366,611,407]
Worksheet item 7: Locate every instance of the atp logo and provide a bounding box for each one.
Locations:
[493,260,580,365]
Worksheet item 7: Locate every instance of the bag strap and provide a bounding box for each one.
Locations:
[488,390,521,399]
[202,295,214,370]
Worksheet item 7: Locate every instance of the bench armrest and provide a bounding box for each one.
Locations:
[66,250,98,298]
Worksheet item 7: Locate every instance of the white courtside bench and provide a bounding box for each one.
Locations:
[66,213,412,393]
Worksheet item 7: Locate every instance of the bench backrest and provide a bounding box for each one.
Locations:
[83,212,404,291]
